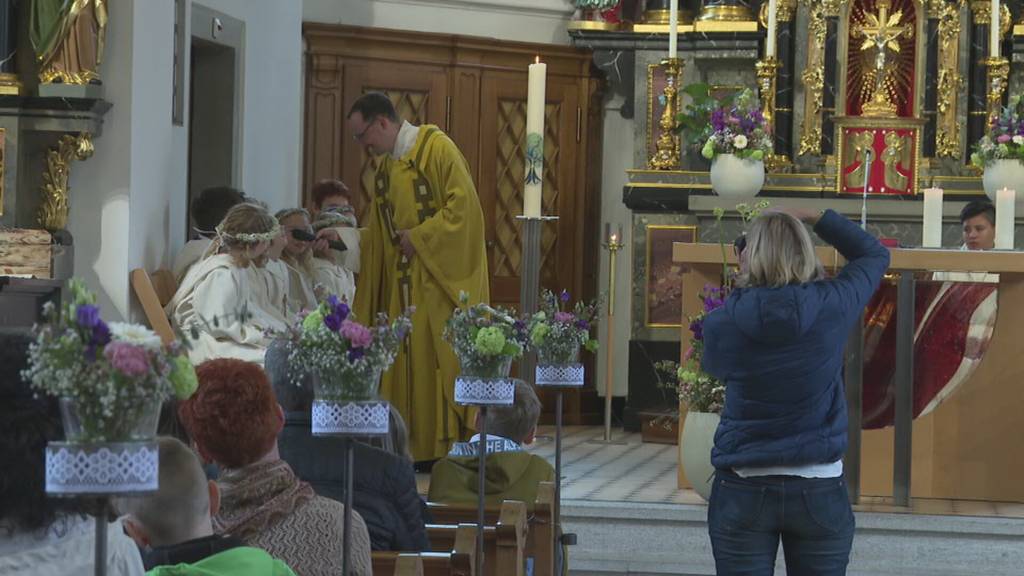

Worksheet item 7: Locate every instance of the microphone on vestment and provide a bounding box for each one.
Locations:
[292,228,347,252]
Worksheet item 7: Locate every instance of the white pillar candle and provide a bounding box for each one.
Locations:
[991,0,1000,57]
[524,57,546,219]
[995,187,1016,249]
[669,0,679,59]
[766,0,778,58]
[922,187,943,247]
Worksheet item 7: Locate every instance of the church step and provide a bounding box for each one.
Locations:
[562,499,1024,576]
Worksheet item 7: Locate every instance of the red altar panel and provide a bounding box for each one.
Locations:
[839,126,918,196]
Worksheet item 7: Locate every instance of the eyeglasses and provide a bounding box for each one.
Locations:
[733,234,747,256]
[352,117,377,142]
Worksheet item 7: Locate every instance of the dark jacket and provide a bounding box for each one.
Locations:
[142,534,245,571]
[702,209,890,470]
[277,412,430,552]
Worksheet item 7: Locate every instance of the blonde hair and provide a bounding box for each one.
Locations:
[743,212,824,288]
[208,203,279,267]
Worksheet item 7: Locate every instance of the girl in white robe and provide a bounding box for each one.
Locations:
[167,203,289,366]
[276,208,355,306]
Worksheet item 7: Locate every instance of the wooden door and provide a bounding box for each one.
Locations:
[337,63,449,222]
[478,71,580,309]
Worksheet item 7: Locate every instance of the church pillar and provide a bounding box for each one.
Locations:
[820,4,841,156]
[967,1,992,150]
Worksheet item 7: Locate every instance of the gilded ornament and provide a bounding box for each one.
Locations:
[649,58,684,171]
[798,1,827,155]
[37,133,94,231]
[882,131,910,191]
[855,0,911,117]
[935,0,963,157]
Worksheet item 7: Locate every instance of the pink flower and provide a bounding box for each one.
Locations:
[997,134,1012,143]
[683,346,694,360]
[104,341,151,377]
[340,319,373,349]
[554,311,574,323]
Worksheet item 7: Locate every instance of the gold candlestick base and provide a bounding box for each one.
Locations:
[649,58,684,171]
[985,56,1010,125]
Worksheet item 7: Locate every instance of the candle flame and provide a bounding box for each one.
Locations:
[535,56,540,64]
[610,234,618,243]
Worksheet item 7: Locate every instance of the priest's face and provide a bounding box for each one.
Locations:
[348,112,391,156]
[962,214,995,250]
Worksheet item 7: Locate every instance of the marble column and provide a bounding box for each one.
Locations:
[774,6,796,160]
[821,13,841,155]
[967,8,991,148]
[0,0,15,75]
[923,13,940,157]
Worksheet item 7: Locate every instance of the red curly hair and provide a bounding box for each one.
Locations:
[178,359,280,469]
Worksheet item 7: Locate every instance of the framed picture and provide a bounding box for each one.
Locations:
[645,224,697,327]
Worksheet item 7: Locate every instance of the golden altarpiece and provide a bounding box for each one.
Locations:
[571,0,1024,504]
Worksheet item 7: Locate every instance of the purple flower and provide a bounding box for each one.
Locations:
[554,311,574,323]
[711,109,727,132]
[347,347,365,361]
[104,341,150,377]
[324,311,343,332]
[575,319,589,330]
[559,290,570,303]
[690,319,704,341]
[341,319,373,349]
[335,302,350,321]
[327,294,340,309]
[76,304,100,329]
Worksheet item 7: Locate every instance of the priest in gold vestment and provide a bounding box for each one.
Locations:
[348,92,490,462]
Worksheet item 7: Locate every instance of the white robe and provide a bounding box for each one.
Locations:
[0,516,144,576]
[311,256,356,304]
[167,254,289,366]
[171,238,212,284]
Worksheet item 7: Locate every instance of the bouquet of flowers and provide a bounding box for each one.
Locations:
[699,88,772,162]
[655,284,727,414]
[287,295,412,402]
[444,292,528,379]
[971,95,1024,168]
[22,279,198,443]
[526,289,599,365]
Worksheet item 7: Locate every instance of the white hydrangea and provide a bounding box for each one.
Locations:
[109,322,163,351]
[733,134,748,150]
[1013,135,1024,146]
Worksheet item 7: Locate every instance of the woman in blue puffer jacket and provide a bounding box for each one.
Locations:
[701,207,889,576]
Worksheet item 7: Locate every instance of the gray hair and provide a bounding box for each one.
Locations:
[116,437,209,546]
[742,212,825,288]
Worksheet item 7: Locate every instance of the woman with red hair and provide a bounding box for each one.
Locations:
[179,359,372,576]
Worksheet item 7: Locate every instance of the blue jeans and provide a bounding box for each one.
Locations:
[708,470,855,576]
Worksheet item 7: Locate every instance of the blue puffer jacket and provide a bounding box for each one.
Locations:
[702,209,890,470]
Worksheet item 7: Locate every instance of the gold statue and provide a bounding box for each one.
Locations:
[843,130,876,190]
[29,0,108,85]
[856,0,909,117]
[882,131,909,192]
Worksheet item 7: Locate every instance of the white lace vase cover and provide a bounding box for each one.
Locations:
[454,355,516,406]
[46,442,159,494]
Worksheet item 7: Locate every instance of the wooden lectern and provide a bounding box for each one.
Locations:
[672,242,1024,504]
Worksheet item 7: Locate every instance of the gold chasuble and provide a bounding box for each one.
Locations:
[355,125,490,461]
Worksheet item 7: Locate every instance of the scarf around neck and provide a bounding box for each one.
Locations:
[213,459,315,541]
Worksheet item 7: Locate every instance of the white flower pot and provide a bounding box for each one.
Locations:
[710,153,765,198]
[679,410,720,501]
[982,159,1024,203]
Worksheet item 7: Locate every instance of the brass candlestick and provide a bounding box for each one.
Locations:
[755,57,790,172]
[649,57,684,171]
[985,56,1010,125]
[601,224,624,443]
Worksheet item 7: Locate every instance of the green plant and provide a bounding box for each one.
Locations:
[971,95,1024,168]
[673,83,738,154]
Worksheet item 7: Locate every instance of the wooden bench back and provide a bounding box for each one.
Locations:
[129,268,176,345]
[426,501,527,576]
[372,525,475,576]
[426,482,554,576]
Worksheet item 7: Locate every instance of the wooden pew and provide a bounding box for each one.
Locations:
[427,482,556,576]
[426,501,527,576]
[372,524,475,576]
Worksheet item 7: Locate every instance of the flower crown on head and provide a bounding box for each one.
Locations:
[215,219,281,243]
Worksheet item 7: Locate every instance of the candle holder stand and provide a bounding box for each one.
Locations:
[649,57,683,171]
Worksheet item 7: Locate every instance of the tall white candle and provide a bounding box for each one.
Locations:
[991,0,1000,57]
[669,0,678,59]
[995,187,1015,249]
[766,0,778,58]
[922,187,943,248]
[524,57,546,219]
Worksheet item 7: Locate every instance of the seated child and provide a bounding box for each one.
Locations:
[275,208,354,308]
[310,179,361,275]
[173,186,245,284]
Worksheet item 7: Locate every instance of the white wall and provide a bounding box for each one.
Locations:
[302,0,575,45]
[67,0,303,320]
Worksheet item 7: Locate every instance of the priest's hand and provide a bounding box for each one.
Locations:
[399,230,417,258]
[314,228,341,255]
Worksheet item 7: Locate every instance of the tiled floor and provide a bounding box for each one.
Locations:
[417,425,1024,519]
